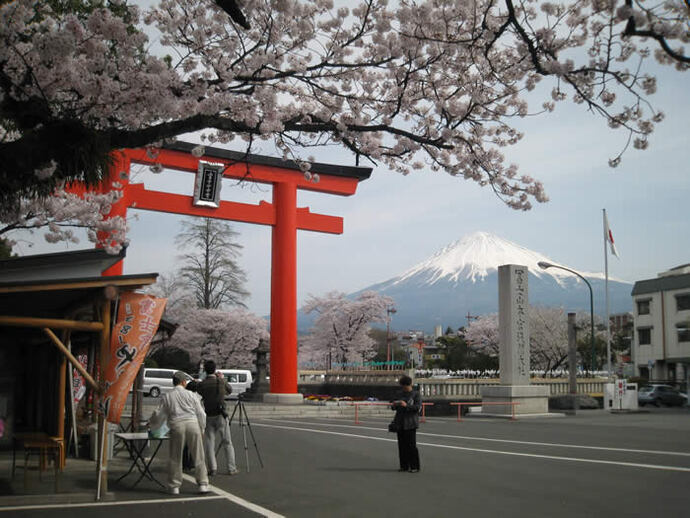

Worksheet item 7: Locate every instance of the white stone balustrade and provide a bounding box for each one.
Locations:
[416,378,606,400]
[298,371,607,400]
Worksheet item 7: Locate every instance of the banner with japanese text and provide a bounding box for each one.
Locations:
[99,292,167,424]
[72,350,89,403]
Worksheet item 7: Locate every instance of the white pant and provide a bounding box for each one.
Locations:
[204,414,236,473]
[168,420,208,489]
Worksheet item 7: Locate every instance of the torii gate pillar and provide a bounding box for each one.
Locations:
[267,181,300,402]
[93,143,371,403]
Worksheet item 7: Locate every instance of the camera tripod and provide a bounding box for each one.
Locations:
[222,395,264,472]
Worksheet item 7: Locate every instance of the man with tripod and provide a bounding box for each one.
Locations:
[196,360,238,476]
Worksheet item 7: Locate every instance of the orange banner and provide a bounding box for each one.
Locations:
[99,292,167,424]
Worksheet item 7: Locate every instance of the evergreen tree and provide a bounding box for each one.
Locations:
[438,335,467,371]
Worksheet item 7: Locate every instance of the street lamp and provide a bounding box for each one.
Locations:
[538,261,596,374]
[386,305,397,370]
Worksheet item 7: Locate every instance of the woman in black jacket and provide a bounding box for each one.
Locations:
[391,375,421,473]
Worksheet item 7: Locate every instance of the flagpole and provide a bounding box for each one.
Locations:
[603,209,612,380]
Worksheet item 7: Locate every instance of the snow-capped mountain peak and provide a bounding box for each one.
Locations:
[395,231,604,285]
[299,231,633,332]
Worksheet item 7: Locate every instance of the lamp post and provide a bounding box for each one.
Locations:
[386,305,397,370]
[538,261,596,374]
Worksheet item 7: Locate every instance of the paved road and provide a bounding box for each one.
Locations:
[4,407,689,517]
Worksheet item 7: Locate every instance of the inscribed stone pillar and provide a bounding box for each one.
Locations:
[498,264,529,385]
[480,264,549,416]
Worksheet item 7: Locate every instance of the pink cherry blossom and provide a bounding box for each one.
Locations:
[1,0,687,251]
[167,306,269,367]
[300,291,395,368]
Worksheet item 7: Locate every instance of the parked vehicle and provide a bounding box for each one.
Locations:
[638,384,688,407]
[216,369,253,399]
[143,368,193,397]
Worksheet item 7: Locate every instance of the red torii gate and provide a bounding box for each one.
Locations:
[99,141,371,402]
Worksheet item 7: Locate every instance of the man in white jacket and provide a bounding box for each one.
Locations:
[149,371,209,494]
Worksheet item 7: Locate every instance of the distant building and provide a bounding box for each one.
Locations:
[404,341,424,369]
[398,330,425,347]
[434,325,443,338]
[610,312,633,335]
[397,331,425,368]
[423,341,445,365]
[631,264,690,384]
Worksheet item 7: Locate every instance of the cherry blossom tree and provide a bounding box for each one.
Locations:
[2,0,688,220]
[143,272,196,316]
[464,306,598,373]
[167,306,269,368]
[0,183,128,253]
[215,0,251,29]
[464,313,501,356]
[530,306,589,374]
[300,290,395,368]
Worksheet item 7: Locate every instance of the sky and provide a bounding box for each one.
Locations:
[12,11,689,320]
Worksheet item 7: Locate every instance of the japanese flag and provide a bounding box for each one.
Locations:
[604,211,619,258]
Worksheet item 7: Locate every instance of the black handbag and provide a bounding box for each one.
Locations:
[388,420,399,433]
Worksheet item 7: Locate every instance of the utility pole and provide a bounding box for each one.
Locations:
[386,305,397,370]
[466,312,479,326]
[568,312,580,413]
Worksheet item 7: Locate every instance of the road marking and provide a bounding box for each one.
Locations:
[0,496,226,512]
[254,422,690,473]
[261,418,690,457]
[0,479,282,516]
[182,474,284,517]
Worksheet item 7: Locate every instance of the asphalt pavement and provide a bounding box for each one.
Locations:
[2,406,689,517]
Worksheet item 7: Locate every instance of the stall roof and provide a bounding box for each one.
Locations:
[0,247,157,318]
[0,247,127,283]
[0,274,158,318]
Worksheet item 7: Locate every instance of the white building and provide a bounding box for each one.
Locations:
[434,325,443,339]
[632,264,690,384]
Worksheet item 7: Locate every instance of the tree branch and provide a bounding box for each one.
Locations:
[214,0,251,30]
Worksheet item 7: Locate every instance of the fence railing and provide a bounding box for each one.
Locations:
[347,401,435,425]
[417,378,607,399]
[299,370,406,384]
[298,371,608,398]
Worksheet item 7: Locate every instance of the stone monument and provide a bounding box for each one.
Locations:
[480,264,549,415]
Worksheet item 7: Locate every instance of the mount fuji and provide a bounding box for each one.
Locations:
[298,232,633,333]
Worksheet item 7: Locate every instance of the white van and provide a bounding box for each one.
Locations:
[216,369,253,399]
[143,368,193,397]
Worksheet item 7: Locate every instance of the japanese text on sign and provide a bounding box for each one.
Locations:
[514,267,529,378]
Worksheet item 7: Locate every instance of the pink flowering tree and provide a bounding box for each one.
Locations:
[300,291,395,368]
[0,183,128,253]
[167,307,269,369]
[464,307,598,373]
[143,272,196,319]
[2,0,687,224]
[464,313,501,357]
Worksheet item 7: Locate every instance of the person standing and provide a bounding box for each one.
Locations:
[391,375,421,473]
[148,371,209,494]
[196,360,238,476]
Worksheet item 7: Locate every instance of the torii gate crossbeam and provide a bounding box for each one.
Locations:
[98,142,371,402]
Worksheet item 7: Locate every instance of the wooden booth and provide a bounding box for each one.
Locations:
[0,248,158,496]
